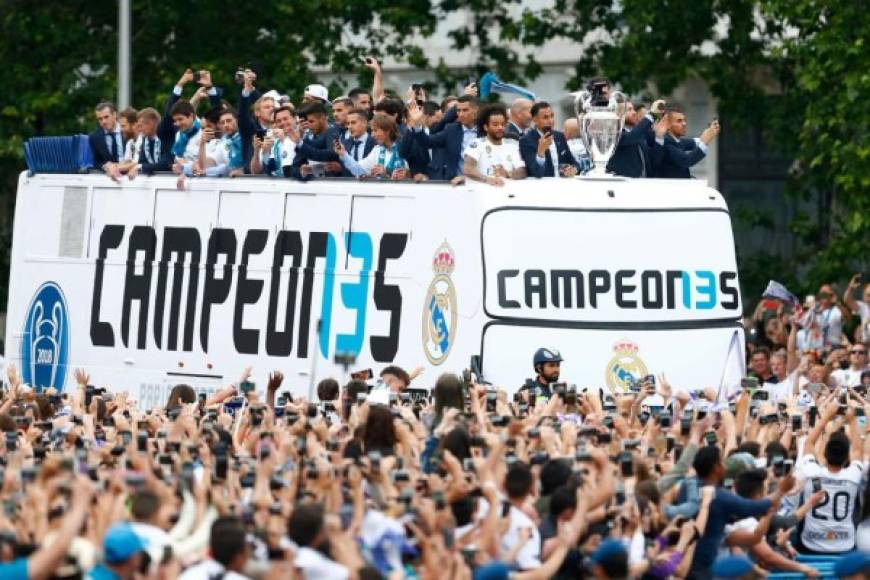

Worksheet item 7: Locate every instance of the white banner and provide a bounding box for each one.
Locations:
[482,208,741,323]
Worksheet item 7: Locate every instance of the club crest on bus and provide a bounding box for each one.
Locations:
[21,282,70,393]
[422,242,457,365]
[605,339,647,395]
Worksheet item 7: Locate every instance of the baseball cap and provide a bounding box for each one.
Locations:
[103,523,146,564]
[724,453,755,479]
[262,89,290,104]
[835,551,870,577]
[712,554,753,578]
[304,84,329,102]
[590,539,628,575]
[473,561,510,580]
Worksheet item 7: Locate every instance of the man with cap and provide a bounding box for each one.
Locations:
[303,83,329,104]
[519,347,563,399]
[588,539,628,579]
[87,523,146,580]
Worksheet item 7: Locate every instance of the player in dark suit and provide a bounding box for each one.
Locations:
[606,100,666,178]
[518,102,582,178]
[655,106,720,179]
[88,102,125,175]
[405,95,480,182]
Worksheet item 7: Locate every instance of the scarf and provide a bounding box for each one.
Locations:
[172,118,201,158]
[224,132,243,169]
[377,142,406,175]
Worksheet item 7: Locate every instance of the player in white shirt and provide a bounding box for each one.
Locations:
[463,104,527,186]
[796,400,864,554]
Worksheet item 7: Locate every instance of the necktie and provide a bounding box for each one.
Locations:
[108,131,118,161]
[146,138,154,163]
[351,140,361,161]
[544,147,555,178]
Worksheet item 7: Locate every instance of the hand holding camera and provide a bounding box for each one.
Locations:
[178,68,195,87]
[700,119,720,144]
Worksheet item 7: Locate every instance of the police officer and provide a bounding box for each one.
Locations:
[520,348,563,398]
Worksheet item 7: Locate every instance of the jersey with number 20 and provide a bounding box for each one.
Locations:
[798,454,864,553]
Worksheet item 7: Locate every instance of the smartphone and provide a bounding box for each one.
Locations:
[620,453,634,477]
[240,381,256,394]
[791,415,802,431]
[811,478,822,493]
[705,432,718,446]
[680,417,691,436]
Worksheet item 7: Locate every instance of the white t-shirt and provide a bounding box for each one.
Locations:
[464,138,525,177]
[797,454,863,553]
[500,505,541,570]
[173,128,203,163]
[294,546,350,580]
[831,367,868,388]
[179,559,250,580]
[801,306,844,347]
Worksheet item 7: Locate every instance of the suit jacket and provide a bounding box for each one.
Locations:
[88,127,127,169]
[656,135,706,179]
[286,131,332,179]
[518,129,580,178]
[408,105,481,180]
[505,121,524,141]
[340,131,377,176]
[137,135,173,174]
[238,88,265,172]
[605,116,664,178]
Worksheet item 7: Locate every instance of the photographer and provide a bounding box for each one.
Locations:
[656,104,719,179]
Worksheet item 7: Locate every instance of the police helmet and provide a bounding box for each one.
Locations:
[533,348,563,367]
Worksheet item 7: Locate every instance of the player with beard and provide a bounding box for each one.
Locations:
[519,348,563,399]
[463,103,527,186]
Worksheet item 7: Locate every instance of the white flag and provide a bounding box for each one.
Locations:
[717,330,745,405]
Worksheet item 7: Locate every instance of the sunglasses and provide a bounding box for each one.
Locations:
[852,350,867,355]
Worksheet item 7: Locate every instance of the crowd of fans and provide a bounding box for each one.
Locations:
[0,277,867,579]
[87,61,720,188]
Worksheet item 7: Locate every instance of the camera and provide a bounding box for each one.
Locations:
[587,78,610,107]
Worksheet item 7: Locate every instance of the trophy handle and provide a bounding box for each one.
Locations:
[572,90,591,120]
[611,90,628,142]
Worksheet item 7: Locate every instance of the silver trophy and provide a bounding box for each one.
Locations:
[573,89,628,177]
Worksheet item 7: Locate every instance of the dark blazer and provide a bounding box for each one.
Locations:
[238,88,264,172]
[88,129,122,168]
[286,131,332,180]
[518,129,580,178]
[137,135,173,174]
[505,121,524,141]
[408,105,480,180]
[606,116,664,178]
[656,134,706,179]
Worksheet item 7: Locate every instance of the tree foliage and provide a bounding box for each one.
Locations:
[0,0,866,312]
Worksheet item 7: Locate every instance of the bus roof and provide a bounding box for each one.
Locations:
[19,171,729,213]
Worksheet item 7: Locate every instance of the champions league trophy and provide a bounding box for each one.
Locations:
[573,89,628,177]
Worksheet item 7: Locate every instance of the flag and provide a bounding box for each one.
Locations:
[716,330,745,405]
[479,72,536,101]
[762,280,799,306]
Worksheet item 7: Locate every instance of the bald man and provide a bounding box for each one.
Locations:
[505,98,533,140]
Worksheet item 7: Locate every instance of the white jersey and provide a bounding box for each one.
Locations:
[797,454,863,552]
[465,138,525,177]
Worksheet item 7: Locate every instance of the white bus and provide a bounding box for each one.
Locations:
[6,172,744,407]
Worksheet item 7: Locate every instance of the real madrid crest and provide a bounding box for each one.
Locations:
[604,339,648,395]
[422,241,457,365]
